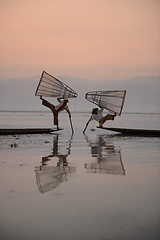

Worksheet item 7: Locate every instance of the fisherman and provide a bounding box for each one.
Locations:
[83,107,116,134]
[40,96,71,130]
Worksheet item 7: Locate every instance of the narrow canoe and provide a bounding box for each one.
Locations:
[0,128,63,135]
[97,127,160,137]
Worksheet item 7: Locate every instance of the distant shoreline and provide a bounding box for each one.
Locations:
[0,110,159,115]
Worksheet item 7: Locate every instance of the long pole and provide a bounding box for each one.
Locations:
[69,116,74,134]
[83,124,88,134]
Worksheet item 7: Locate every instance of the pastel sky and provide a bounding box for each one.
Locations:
[0,0,160,80]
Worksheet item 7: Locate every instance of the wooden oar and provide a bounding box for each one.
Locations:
[69,116,74,134]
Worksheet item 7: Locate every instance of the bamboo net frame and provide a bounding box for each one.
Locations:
[85,90,126,116]
[35,71,78,98]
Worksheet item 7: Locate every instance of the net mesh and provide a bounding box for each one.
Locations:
[35,71,78,98]
[85,90,126,115]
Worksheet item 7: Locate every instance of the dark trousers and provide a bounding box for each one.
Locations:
[99,114,115,126]
[42,99,59,127]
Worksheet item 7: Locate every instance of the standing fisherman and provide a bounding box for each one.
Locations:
[40,96,74,133]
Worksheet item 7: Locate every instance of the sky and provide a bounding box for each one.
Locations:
[0,0,160,81]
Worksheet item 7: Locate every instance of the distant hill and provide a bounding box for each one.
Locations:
[0,75,160,113]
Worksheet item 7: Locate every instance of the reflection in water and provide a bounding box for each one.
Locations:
[35,134,76,193]
[84,134,125,175]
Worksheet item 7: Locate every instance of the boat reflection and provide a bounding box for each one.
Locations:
[84,134,125,175]
[35,134,76,193]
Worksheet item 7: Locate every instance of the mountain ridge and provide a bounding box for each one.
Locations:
[0,75,160,112]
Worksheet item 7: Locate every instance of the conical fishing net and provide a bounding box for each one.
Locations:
[35,71,78,98]
[85,90,126,115]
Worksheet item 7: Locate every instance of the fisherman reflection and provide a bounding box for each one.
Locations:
[35,134,76,193]
[41,134,69,167]
[84,134,125,175]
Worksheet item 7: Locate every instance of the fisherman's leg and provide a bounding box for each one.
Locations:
[41,98,55,111]
[99,116,108,127]
[99,114,115,127]
[99,118,105,127]
[53,111,59,129]
[41,98,58,126]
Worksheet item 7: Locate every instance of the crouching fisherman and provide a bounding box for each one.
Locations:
[83,107,116,134]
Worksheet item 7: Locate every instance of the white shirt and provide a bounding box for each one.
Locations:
[91,108,104,122]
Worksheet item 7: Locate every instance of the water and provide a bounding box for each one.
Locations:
[0,111,160,240]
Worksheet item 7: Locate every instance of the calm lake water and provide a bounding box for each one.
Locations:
[0,111,160,240]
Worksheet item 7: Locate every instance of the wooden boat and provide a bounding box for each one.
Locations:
[0,128,63,135]
[97,127,160,137]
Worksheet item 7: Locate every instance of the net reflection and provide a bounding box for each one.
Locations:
[84,135,125,175]
[35,134,76,193]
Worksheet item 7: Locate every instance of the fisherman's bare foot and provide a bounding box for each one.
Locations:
[99,124,103,128]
